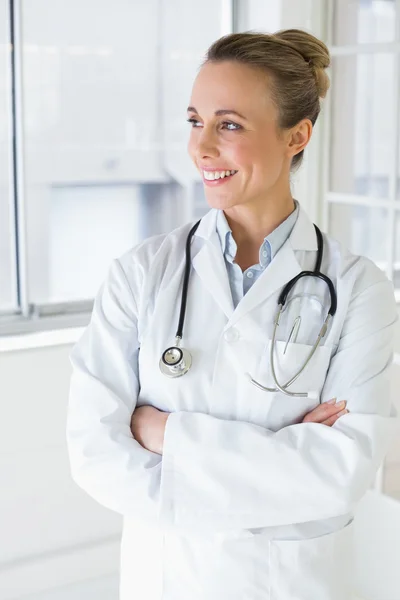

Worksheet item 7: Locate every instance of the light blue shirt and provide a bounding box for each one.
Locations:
[216,201,299,308]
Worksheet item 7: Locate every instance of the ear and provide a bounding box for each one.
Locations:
[286,119,313,159]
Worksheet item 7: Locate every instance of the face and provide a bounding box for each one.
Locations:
[187,61,309,212]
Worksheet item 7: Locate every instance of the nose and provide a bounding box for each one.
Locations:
[193,125,220,159]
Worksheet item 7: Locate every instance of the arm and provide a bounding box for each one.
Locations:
[159,279,399,532]
[66,258,162,520]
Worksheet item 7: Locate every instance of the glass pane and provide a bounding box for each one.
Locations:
[235,0,325,32]
[329,54,394,198]
[44,184,185,302]
[22,0,225,304]
[333,0,396,45]
[0,0,16,312]
[328,204,389,268]
[235,0,282,31]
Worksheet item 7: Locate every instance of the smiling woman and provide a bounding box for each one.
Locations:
[183,30,329,269]
[182,31,330,260]
[67,28,398,600]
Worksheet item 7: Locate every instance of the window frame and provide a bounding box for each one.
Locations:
[321,0,400,300]
[1,0,18,314]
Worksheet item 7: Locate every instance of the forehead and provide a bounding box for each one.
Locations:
[190,61,274,116]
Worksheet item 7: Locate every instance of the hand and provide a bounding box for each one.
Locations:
[302,399,349,426]
[130,405,169,455]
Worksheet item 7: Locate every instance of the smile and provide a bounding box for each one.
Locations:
[202,169,238,186]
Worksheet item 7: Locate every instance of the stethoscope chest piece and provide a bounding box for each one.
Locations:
[159,341,192,378]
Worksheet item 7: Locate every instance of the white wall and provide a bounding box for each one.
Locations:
[0,343,121,600]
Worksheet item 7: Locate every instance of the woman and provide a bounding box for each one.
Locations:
[66,29,398,600]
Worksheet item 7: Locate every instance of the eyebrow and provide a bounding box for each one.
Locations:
[187,106,247,120]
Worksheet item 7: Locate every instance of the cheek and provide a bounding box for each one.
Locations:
[226,138,255,168]
[254,136,286,178]
[234,138,280,178]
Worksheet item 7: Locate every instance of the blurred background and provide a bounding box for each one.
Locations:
[0,1,399,599]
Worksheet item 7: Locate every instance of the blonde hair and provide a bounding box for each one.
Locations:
[203,29,330,169]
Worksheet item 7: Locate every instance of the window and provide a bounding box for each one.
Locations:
[20,0,228,309]
[0,0,232,332]
[323,0,400,500]
[324,0,399,292]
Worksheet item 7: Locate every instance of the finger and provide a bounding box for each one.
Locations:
[309,400,347,422]
[321,414,340,427]
[322,409,349,427]
[302,400,347,424]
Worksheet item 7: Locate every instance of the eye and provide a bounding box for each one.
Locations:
[186,118,202,127]
[186,118,242,131]
[221,121,242,131]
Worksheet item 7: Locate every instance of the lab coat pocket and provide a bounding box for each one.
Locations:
[255,340,332,395]
[269,518,355,600]
[250,341,333,429]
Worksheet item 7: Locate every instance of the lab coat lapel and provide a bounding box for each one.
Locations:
[190,205,318,325]
[192,210,235,320]
[229,241,302,326]
[229,205,319,326]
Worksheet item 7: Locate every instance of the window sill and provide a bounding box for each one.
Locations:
[0,312,91,352]
[0,326,86,353]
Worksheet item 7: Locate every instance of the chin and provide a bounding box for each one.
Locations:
[204,192,240,211]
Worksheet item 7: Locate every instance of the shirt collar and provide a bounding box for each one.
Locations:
[216,200,300,263]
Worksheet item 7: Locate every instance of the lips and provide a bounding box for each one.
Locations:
[200,167,237,171]
[202,170,238,186]
[204,171,237,180]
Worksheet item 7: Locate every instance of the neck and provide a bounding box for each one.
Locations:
[223,194,296,249]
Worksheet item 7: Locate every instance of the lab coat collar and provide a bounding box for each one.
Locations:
[192,204,318,324]
[194,204,317,252]
[289,204,318,252]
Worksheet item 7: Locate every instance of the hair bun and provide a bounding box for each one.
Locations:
[274,28,330,98]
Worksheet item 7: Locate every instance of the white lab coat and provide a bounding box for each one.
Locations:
[66,205,399,600]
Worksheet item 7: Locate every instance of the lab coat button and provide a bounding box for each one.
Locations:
[224,328,240,343]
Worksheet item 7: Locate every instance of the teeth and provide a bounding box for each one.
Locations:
[203,169,237,180]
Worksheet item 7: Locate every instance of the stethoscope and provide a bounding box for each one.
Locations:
[159,219,337,398]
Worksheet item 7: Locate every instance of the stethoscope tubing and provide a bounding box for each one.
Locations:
[160,219,337,398]
[247,307,332,397]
